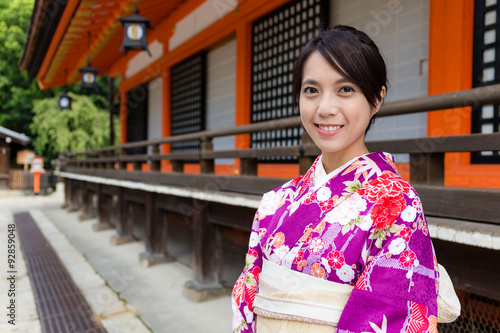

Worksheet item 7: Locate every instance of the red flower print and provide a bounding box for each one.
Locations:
[327,250,345,270]
[311,263,326,279]
[308,237,325,254]
[258,228,267,239]
[399,250,416,267]
[398,227,413,242]
[371,195,405,229]
[422,223,428,236]
[290,176,301,186]
[299,224,313,243]
[359,174,412,203]
[304,192,316,204]
[407,302,430,333]
[299,170,314,194]
[412,197,423,212]
[293,249,305,264]
[273,232,285,248]
[248,249,258,258]
[232,274,245,306]
[244,284,256,311]
[319,198,334,211]
[251,266,261,287]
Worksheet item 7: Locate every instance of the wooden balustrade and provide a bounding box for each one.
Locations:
[57,84,500,302]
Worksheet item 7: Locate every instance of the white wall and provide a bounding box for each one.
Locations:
[331,0,430,161]
[147,75,163,155]
[206,39,236,165]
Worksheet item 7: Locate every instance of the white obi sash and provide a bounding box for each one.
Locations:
[253,259,460,332]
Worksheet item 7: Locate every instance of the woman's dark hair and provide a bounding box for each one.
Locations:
[292,25,388,133]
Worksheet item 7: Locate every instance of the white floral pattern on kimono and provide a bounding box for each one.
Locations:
[232,152,439,333]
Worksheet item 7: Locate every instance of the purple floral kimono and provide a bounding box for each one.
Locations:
[232,152,439,333]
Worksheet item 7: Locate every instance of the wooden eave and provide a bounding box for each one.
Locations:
[19,0,68,79]
[33,0,186,89]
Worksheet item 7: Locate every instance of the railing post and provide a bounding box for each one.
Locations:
[299,131,316,175]
[118,149,127,170]
[105,151,113,169]
[240,158,258,176]
[78,182,94,221]
[151,144,161,172]
[81,153,87,168]
[99,153,106,169]
[133,161,142,171]
[409,153,445,186]
[183,200,227,302]
[68,179,80,212]
[62,177,70,209]
[92,183,112,231]
[200,137,214,174]
[139,192,173,266]
[110,187,135,245]
[172,160,184,173]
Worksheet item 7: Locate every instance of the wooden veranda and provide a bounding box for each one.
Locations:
[57,84,500,304]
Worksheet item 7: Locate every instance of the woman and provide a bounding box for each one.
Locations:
[232,25,456,333]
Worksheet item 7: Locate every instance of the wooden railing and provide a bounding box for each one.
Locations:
[9,170,52,191]
[58,84,500,225]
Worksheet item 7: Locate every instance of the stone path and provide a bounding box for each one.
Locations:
[0,191,232,333]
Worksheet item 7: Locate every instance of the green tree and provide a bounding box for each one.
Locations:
[0,0,40,135]
[0,0,117,137]
[30,92,119,163]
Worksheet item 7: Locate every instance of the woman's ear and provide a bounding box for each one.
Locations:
[372,86,387,115]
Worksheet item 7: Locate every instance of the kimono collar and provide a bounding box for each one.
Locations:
[295,152,399,199]
[313,154,366,190]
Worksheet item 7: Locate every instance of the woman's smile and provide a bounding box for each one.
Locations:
[315,124,344,136]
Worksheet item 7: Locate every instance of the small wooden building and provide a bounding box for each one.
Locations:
[0,126,30,189]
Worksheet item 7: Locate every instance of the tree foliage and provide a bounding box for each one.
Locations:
[0,0,43,135]
[30,93,119,162]
[0,0,120,164]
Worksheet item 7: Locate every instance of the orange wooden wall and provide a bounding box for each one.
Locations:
[116,0,500,186]
[428,0,500,189]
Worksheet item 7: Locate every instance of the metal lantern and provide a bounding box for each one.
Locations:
[78,63,99,92]
[59,92,72,110]
[118,7,152,56]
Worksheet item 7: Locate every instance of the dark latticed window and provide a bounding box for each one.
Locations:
[251,0,329,162]
[126,83,148,155]
[170,51,207,153]
[472,0,500,163]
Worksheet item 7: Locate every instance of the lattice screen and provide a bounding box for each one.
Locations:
[472,0,500,163]
[438,290,500,333]
[250,0,328,161]
[126,83,148,155]
[170,51,206,153]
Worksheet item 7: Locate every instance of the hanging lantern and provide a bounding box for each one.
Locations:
[78,63,99,92]
[118,4,152,56]
[78,31,99,92]
[59,92,72,110]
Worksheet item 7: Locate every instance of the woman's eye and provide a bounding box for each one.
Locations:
[339,86,355,93]
[304,87,318,94]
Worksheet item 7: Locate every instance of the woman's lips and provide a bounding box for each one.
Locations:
[315,124,343,136]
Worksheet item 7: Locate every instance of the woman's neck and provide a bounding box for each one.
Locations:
[321,144,370,174]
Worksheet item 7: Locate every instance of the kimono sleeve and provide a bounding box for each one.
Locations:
[231,208,264,333]
[336,180,439,333]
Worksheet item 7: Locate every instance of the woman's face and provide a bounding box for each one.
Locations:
[299,51,383,168]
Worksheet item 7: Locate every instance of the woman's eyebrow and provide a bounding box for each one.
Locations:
[302,78,353,85]
[302,78,319,85]
[335,78,352,85]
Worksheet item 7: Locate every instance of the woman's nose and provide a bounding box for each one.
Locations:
[316,95,340,117]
